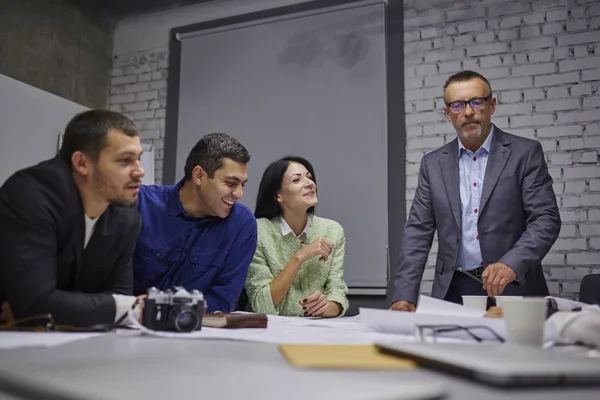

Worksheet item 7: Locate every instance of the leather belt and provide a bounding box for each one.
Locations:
[464,265,486,277]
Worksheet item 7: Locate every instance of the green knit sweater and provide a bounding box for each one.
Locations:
[244,215,349,317]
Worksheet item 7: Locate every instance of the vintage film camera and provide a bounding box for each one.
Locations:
[142,287,205,332]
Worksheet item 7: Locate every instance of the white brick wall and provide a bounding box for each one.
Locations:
[404,0,600,299]
[109,49,168,184]
[110,0,599,300]
[110,0,318,185]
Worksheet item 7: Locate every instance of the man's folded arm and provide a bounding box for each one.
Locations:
[106,213,142,322]
[0,183,117,326]
[104,213,141,296]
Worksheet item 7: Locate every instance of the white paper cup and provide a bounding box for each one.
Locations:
[501,297,547,346]
[461,295,488,311]
[494,295,523,309]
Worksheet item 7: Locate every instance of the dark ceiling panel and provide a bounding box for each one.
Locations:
[67,0,216,19]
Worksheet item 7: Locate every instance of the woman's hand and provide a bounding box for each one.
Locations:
[299,291,341,318]
[294,238,334,263]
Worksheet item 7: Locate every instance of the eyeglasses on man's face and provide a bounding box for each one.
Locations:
[445,94,492,114]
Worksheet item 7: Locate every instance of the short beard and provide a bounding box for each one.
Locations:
[109,197,139,208]
[456,122,483,141]
[92,168,139,208]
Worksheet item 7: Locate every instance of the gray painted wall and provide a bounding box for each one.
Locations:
[0,74,88,185]
[0,0,114,108]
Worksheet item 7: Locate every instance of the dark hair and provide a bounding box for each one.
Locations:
[184,133,250,180]
[443,70,493,99]
[254,156,316,219]
[59,109,138,164]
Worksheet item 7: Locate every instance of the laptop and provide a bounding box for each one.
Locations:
[375,341,600,387]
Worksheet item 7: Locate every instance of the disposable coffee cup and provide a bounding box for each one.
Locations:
[501,297,547,346]
[462,295,488,311]
[494,295,523,309]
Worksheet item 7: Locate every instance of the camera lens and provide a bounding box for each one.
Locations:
[174,309,199,332]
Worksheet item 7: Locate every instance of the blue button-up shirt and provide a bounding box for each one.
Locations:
[457,126,494,271]
[132,180,257,312]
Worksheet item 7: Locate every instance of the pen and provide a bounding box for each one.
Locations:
[456,267,484,285]
[300,241,335,249]
[114,298,141,326]
[457,267,521,287]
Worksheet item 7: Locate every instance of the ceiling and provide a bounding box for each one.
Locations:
[67,0,217,20]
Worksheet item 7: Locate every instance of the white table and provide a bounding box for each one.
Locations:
[1,334,599,400]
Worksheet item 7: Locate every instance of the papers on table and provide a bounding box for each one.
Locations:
[359,307,506,341]
[360,295,563,343]
[122,297,502,344]
[0,332,103,350]
[546,296,590,311]
[417,294,487,318]
[360,295,506,342]
[3,296,580,350]
[122,311,413,344]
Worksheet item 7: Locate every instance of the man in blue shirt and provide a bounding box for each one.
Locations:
[132,133,257,313]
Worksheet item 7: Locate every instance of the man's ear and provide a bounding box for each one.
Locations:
[443,106,451,122]
[489,96,497,115]
[192,165,206,186]
[71,151,91,176]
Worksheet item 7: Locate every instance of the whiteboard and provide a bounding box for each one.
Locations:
[174,2,388,288]
[141,142,155,185]
[0,74,88,185]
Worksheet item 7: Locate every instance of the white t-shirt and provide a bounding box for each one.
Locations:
[83,214,98,249]
[84,213,138,323]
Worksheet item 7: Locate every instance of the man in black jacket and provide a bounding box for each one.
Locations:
[0,110,144,327]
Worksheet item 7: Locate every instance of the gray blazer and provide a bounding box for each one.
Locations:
[393,127,561,305]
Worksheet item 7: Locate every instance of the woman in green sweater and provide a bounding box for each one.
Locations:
[244,156,349,317]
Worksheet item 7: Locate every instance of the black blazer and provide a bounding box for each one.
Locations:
[0,156,141,326]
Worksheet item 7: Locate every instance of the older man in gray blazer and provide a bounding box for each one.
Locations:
[391,70,561,312]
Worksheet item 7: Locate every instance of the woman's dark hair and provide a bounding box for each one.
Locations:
[254,156,316,219]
